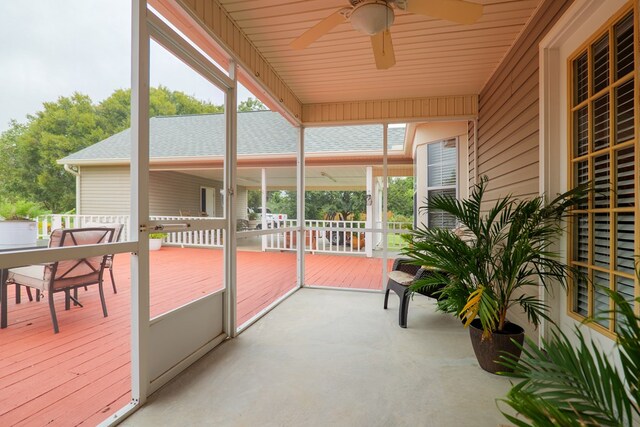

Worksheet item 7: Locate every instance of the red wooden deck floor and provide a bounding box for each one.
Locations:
[0,247,389,426]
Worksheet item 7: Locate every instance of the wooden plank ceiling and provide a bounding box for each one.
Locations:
[216,0,544,104]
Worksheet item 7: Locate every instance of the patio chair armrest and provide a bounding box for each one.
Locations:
[392,258,420,275]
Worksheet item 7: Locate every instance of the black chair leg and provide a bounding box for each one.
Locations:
[98,281,108,317]
[383,288,390,309]
[36,290,41,302]
[110,267,117,294]
[15,284,21,304]
[64,290,71,310]
[25,287,33,302]
[399,290,410,328]
[48,291,59,334]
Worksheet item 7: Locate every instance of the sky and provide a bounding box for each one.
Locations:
[0,1,254,133]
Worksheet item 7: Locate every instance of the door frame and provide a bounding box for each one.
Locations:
[125,2,237,418]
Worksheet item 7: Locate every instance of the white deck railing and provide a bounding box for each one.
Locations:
[151,215,224,247]
[37,214,132,241]
[37,215,411,255]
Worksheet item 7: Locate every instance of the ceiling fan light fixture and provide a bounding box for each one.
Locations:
[350,2,394,35]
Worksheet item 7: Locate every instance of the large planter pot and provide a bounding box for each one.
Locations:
[149,238,163,251]
[351,234,365,250]
[469,318,525,374]
[0,220,37,250]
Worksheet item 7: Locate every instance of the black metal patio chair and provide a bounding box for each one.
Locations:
[383,258,446,328]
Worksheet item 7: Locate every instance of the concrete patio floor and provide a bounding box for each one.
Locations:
[123,288,512,427]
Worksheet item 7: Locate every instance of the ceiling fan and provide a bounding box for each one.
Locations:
[290,0,483,70]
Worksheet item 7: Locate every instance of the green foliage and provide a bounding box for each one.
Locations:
[0,199,49,220]
[149,232,167,239]
[388,213,412,225]
[149,86,223,117]
[0,93,106,212]
[267,190,297,219]
[248,189,367,221]
[387,177,414,218]
[247,190,262,211]
[238,97,268,112]
[499,289,640,427]
[314,191,365,220]
[402,176,588,336]
[0,87,224,212]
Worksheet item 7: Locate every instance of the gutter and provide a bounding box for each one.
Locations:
[64,164,80,177]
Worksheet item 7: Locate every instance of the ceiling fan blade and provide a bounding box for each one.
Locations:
[290,9,346,50]
[405,0,483,24]
[371,30,396,70]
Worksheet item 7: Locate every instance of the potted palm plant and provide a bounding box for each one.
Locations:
[402,176,587,373]
[499,288,640,426]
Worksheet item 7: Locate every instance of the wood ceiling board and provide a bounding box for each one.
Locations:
[232,1,538,31]
[213,0,543,105]
[271,49,507,73]
[256,27,521,52]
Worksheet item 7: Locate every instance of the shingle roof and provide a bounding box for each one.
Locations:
[60,111,406,163]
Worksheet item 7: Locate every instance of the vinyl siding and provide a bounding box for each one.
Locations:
[472,0,573,205]
[79,167,231,217]
[79,166,131,215]
[148,171,223,217]
[471,0,574,341]
[467,121,475,190]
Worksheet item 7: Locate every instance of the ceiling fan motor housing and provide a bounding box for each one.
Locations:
[349,1,395,35]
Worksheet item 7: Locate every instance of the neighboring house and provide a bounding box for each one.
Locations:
[59,110,467,223]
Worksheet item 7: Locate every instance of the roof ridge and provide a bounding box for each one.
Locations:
[151,110,273,120]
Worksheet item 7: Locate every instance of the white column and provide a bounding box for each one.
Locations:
[365,166,373,258]
[296,127,305,287]
[261,168,267,251]
[130,0,150,405]
[224,60,238,337]
[382,124,389,288]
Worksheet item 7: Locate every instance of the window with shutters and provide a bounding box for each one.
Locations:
[568,5,639,335]
[426,138,457,229]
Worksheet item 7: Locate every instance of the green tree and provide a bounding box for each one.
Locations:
[1,93,107,211]
[0,87,224,212]
[95,88,132,135]
[247,190,262,211]
[149,86,223,116]
[238,97,267,112]
[267,190,297,219]
[387,177,414,218]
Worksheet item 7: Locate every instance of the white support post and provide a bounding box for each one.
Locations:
[130,0,150,406]
[297,126,305,287]
[365,166,373,258]
[224,60,238,337]
[261,168,267,251]
[382,124,389,288]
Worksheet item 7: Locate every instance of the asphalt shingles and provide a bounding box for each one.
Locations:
[61,111,405,162]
